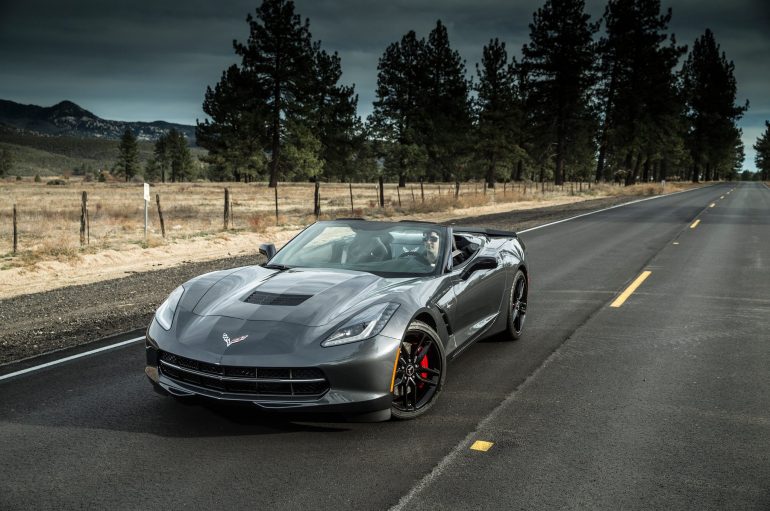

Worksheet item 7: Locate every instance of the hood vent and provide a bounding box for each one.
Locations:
[244,291,312,306]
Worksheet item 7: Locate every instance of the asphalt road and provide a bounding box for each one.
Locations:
[1,182,768,510]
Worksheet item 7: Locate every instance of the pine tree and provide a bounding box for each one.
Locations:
[682,29,748,182]
[595,0,687,184]
[520,0,598,185]
[197,0,356,185]
[309,48,360,181]
[475,38,524,188]
[115,128,139,182]
[0,148,12,178]
[197,64,266,182]
[369,30,428,186]
[421,20,473,182]
[167,129,193,182]
[754,121,770,181]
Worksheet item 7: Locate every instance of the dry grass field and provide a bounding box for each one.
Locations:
[1,178,694,265]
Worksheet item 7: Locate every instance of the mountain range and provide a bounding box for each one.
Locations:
[0,99,196,143]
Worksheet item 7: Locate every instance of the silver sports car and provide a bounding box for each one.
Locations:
[145,219,528,420]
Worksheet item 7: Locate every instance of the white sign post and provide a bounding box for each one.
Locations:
[143,183,150,242]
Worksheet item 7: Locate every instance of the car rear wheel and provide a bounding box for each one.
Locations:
[506,269,528,340]
[391,320,446,420]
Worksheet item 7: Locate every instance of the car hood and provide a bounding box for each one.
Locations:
[190,266,417,327]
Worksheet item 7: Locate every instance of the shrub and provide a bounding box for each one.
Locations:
[46,179,67,186]
[34,174,41,183]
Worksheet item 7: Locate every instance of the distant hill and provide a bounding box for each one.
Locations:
[0,99,196,143]
[0,123,207,178]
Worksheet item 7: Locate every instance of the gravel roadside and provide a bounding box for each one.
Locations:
[0,194,644,366]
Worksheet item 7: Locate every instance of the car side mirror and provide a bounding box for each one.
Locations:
[259,243,276,261]
[460,256,497,280]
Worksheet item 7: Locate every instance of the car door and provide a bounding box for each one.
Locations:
[446,233,507,350]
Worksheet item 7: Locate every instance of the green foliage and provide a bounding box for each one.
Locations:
[0,147,12,177]
[519,0,599,185]
[197,0,358,186]
[370,22,471,185]
[596,0,688,184]
[114,128,140,182]
[475,38,525,187]
[753,121,770,181]
[682,29,748,182]
[34,174,41,182]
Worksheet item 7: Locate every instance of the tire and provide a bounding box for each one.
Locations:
[391,320,447,420]
[506,269,528,340]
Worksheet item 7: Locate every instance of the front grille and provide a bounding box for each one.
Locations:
[244,291,312,306]
[158,351,328,397]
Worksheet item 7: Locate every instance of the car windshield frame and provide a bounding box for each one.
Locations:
[267,220,448,278]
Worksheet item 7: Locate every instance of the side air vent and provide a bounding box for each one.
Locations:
[244,291,312,306]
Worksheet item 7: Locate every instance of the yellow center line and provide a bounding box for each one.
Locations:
[470,440,494,452]
[690,219,700,229]
[610,271,652,308]
[709,203,715,208]
[720,195,725,199]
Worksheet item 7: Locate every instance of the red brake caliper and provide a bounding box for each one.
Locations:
[418,352,429,388]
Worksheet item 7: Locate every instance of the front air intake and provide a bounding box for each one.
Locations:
[158,351,328,397]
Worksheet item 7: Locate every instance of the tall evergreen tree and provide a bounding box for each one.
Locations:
[197,0,356,185]
[369,30,428,186]
[475,38,523,188]
[595,0,687,184]
[309,48,360,181]
[682,29,747,182]
[421,20,473,182]
[167,129,194,182]
[197,64,266,182]
[0,148,12,178]
[115,128,139,182]
[754,121,770,181]
[519,0,598,185]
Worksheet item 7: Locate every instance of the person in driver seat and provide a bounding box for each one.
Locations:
[423,230,441,265]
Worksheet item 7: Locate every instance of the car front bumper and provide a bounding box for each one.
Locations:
[145,331,401,418]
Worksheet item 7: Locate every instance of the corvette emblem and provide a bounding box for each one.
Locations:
[222,333,248,347]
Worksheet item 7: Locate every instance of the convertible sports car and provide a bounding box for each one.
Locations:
[145,219,528,420]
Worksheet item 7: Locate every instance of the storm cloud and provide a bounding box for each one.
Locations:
[1,0,768,170]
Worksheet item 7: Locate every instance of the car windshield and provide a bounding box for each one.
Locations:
[268,220,447,277]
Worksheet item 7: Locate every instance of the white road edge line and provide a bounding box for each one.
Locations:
[0,336,145,381]
[0,185,714,383]
[518,185,704,234]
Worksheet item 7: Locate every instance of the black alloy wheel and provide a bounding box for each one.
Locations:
[507,269,528,340]
[391,320,446,420]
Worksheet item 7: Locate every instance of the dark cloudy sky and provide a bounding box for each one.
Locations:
[1,0,768,171]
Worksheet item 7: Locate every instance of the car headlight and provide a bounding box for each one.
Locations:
[155,286,184,331]
[322,303,400,347]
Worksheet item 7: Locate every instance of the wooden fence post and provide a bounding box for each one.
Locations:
[314,181,321,218]
[80,191,88,246]
[156,194,166,238]
[411,186,416,204]
[274,183,279,222]
[396,185,401,207]
[224,188,230,230]
[378,176,385,208]
[420,178,424,203]
[349,182,354,214]
[12,204,18,254]
[455,181,460,199]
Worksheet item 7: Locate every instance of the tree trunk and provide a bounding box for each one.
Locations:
[269,62,281,188]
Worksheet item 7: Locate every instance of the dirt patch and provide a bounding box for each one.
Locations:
[0,193,660,366]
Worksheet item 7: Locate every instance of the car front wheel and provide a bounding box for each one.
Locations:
[391,320,446,420]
